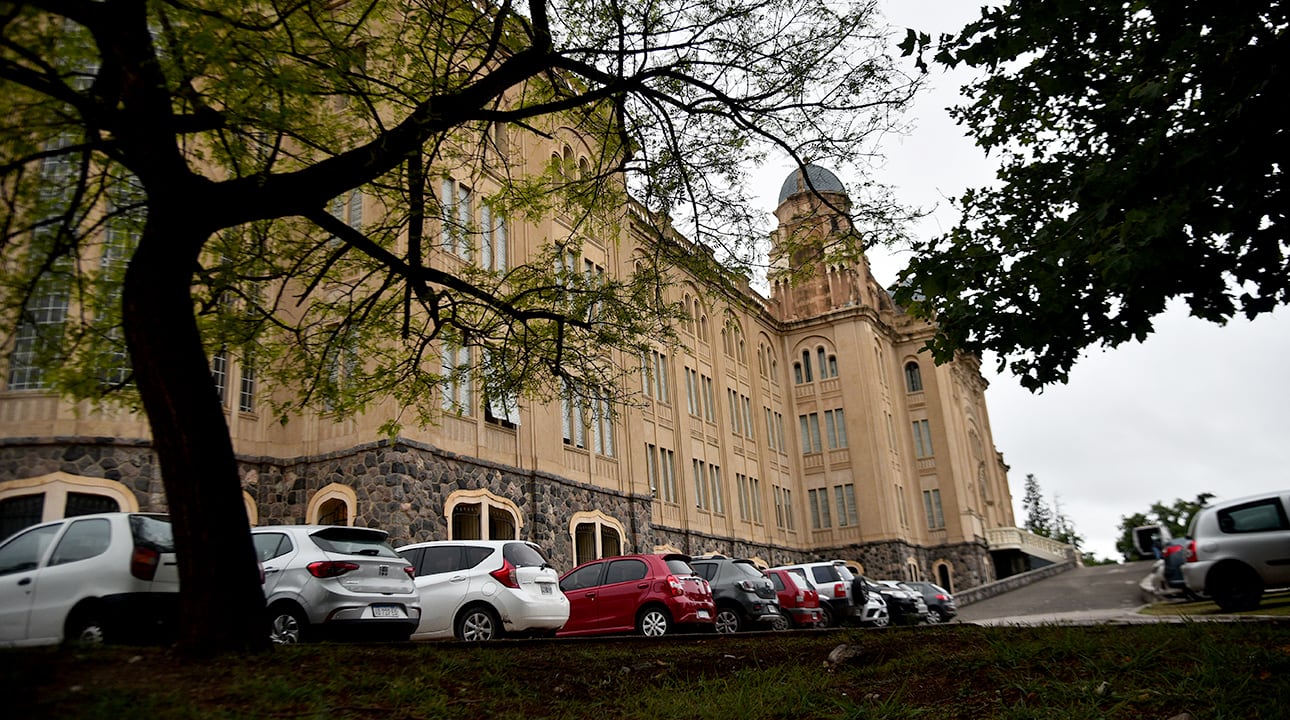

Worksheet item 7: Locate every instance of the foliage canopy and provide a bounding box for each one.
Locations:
[896,1,1288,389]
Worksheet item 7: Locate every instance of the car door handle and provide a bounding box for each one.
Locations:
[18,577,31,586]
[582,591,597,598]
[264,567,282,574]
[637,583,649,589]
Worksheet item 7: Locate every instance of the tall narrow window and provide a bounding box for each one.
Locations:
[923,489,945,529]
[238,361,256,413]
[799,413,822,453]
[824,409,848,449]
[211,350,229,407]
[912,419,934,458]
[801,350,813,382]
[905,362,924,393]
[709,464,723,514]
[481,204,508,271]
[441,345,472,415]
[834,484,858,527]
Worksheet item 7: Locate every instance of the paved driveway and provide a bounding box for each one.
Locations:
[955,561,1157,626]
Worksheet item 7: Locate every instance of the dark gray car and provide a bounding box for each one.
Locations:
[689,556,780,633]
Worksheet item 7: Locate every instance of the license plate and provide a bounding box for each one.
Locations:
[540,584,552,595]
[372,605,400,618]
[697,609,711,620]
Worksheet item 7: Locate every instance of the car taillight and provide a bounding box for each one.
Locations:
[834,582,846,598]
[665,574,686,597]
[403,565,417,580]
[1185,539,1197,563]
[737,579,756,592]
[489,559,520,589]
[130,545,160,581]
[935,594,948,601]
[795,591,805,603]
[307,561,360,578]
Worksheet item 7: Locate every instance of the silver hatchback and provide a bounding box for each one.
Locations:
[252,525,421,643]
[1182,490,1290,612]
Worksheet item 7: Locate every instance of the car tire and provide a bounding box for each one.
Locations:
[871,612,890,629]
[714,607,742,634]
[636,606,672,637]
[1210,566,1264,612]
[269,604,309,644]
[455,606,502,641]
[926,609,944,624]
[819,605,836,628]
[64,608,106,646]
[770,610,791,631]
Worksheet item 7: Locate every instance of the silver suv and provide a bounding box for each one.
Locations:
[0,512,178,647]
[253,525,420,643]
[1182,490,1290,611]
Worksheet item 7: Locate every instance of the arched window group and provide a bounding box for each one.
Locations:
[793,343,838,384]
[446,489,523,540]
[571,510,626,566]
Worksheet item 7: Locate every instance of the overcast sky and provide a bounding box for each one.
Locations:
[769,1,1290,560]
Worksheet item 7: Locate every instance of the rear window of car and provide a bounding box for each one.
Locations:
[732,561,764,579]
[1217,498,1290,534]
[691,562,717,581]
[308,528,400,558]
[811,565,841,583]
[665,558,696,575]
[503,542,549,568]
[129,514,174,553]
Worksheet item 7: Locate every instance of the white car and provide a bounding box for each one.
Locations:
[396,539,568,641]
[1182,490,1290,612]
[253,525,421,643]
[0,512,178,647]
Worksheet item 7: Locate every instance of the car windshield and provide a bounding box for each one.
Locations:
[503,542,549,568]
[308,528,400,558]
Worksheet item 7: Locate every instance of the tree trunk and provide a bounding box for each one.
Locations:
[122,205,270,655]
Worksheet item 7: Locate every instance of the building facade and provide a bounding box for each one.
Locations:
[0,128,1017,591]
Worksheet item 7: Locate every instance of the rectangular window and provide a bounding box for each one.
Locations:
[660,447,676,503]
[764,408,776,450]
[773,486,784,528]
[692,459,708,509]
[809,488,832,529]
[480,204,507,271]
[750,477,762,523]
[441,345,472,415]
[912,419,934,457]
[742,396,754,440]
[591,392,614,456]
[709,464,723,514]
[737,473,749,520]
[562,387,586,448]
[642,350,669,403]
[825,409,848,449]
[799,413,822,453]
[238,361,256,413]
[923,489,945,529]
[834,484,858,527]
[211,350,229,407]
[784,488,794,530]
[685,367,698,416]
[701,375,715,422]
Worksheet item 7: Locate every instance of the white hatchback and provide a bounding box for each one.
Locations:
[0,512,178,647]
[396,540,568,641]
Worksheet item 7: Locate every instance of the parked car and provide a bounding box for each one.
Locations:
[252,525,420,643]
[857,588,891,628]
[0,512,178,647]
[396,539,568,641]
[904,581,957,623]
[773,562,853,627]
[689,556,780,633]
[868,579,929,625]
[765,568,824,628]
[1182,490,1290,612]
[558,553,714,637]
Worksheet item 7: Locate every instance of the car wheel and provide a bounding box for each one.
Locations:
[925,609,943,624]
[65,609,106,646]
[1211,566,1264,612]
[637,607,672,637]
[269,605,309,644]
[456,606,501,641]
[871,612,890,629]
[770,611,791,631]
[820,605,836,628]
[714,607,742,634]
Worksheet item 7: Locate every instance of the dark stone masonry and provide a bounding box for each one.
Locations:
[2,436,995,586]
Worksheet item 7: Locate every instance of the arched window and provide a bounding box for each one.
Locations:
[817,347,827,377]
[904,361,923,393]
[570,510,626,566]
[827,354,837,377]
[793,362,804,385]
[308,483,357,526]
[936,562,954,592]
[0,472,136,538]
[800,350,813,382]
[445,489,523,540]
[699,315,708,341]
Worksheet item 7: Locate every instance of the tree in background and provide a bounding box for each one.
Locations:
[1,0,918,653]
[1115,493,1215,561]
[1050,494,1084,551]
[1020,473,1053,537]
[896,2,1287,390]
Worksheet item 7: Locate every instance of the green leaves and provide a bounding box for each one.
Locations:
[897,0,1290,389]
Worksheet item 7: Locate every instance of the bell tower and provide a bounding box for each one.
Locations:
[769,165,873,321]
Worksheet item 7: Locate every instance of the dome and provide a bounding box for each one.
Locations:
[777,164,846,204]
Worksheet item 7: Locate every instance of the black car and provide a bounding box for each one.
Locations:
[864,579,928,625]
[690,556,781,633]
[904,581,958,623]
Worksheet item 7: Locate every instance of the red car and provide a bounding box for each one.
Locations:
[765,568,824,629]
[558,554,715,637]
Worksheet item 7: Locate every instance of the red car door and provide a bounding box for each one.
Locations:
[592,558,651,633]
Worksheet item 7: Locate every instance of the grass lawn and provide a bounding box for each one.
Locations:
[1140,588,1290,618]
[5,622,1289,719]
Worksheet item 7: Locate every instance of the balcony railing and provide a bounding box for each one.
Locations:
[986,526,1074,564]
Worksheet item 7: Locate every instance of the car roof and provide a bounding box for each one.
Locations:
[396,539,536,551]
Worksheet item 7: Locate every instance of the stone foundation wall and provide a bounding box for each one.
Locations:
[2,436,995,589]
